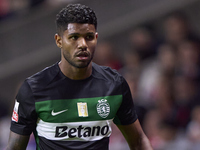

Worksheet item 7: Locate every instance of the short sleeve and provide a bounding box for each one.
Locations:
[10,80,37,135]
[113,77,138,125]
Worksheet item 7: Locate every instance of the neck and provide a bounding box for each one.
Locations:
[59,61,92,80]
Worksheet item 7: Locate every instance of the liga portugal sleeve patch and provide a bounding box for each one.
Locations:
[12,100,19,122]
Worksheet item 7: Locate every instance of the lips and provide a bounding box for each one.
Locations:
[75,51,90,60]
[76,51,89,57]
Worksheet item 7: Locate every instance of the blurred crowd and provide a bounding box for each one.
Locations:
[96,12,200,150]
[1,1,200,149]
[0,0,72,21]
[0,0,45,20]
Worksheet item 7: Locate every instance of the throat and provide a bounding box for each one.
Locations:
[59,61,92,80]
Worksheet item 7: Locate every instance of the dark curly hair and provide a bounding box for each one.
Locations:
[55,4,97,35]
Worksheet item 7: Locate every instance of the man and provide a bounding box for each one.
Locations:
[6,4,153,150]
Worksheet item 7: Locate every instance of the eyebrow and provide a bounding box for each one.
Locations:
[68,32,95,36]
[68,33,79,36]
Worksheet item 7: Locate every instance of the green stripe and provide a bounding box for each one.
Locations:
[35,95,122,123]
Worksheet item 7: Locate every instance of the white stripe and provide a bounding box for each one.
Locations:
[36,119,113,141]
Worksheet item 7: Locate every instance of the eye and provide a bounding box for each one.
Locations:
[86,35,94,41]
[70,36,79,40]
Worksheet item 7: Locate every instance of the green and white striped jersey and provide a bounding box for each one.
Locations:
[11,62,137,150]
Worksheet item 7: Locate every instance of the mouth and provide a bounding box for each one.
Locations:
[75,51,90,60]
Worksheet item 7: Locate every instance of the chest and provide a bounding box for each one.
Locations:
[35,95,122,123]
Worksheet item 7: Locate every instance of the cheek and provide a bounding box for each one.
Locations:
[61,44,73,58]
[62,37,75,48]
[89,46,96,57]
[62,41,76,53]
[88,41,97,51]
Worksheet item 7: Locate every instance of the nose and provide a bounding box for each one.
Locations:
[78,37,88,51]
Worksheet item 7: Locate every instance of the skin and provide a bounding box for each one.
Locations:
[117,119,153,150]
[6,23,153,150]
[55,23,98,80]
[6,132,29,150]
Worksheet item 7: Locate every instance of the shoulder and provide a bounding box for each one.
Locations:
[25,63,60,92]
[92,62,124,83]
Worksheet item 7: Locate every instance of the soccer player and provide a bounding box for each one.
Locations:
[6,4,153,150]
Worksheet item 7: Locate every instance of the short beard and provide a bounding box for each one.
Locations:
[63,52,93,68]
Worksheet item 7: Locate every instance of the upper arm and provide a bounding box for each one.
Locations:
[7,81,36,149]
[6,131,30,150]
[117,119,153,150]
[113,77,138,125]
[10,81,37,135]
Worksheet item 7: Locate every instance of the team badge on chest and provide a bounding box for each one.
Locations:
[77,102,88,117]
[97,99,110,118]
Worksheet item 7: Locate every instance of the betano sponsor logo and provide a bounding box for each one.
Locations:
[55,125,109,138]
[36,119,112,141]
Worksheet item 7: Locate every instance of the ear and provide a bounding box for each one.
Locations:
[55,33,62,48]
[95,32,98,39]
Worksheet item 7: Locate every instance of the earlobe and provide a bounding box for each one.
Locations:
[55,34,62,48]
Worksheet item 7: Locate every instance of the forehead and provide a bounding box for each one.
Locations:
[64,23,96,35]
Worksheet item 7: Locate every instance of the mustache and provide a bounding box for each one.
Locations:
[75,51,90,57]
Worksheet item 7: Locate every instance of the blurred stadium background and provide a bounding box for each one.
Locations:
[1,0,200,149]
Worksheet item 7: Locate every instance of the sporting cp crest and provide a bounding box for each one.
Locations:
[97,99,110,118]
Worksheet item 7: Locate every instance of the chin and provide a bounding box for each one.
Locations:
[75,62,91,68]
